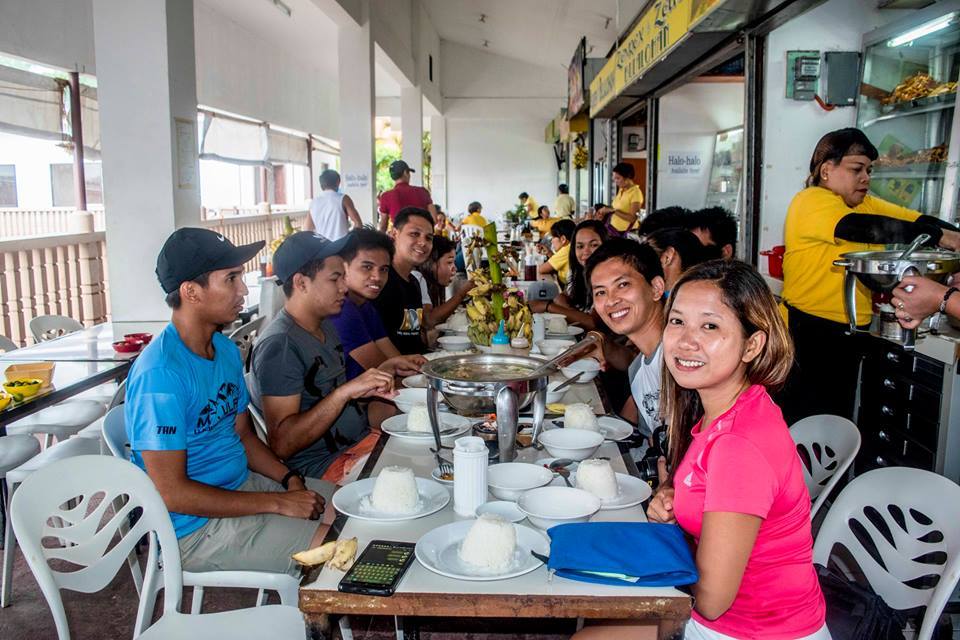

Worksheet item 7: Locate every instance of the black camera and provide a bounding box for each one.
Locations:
[637,425,668,488]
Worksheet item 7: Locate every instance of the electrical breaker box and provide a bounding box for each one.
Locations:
[824,51,861,106]
[786,50,820,101]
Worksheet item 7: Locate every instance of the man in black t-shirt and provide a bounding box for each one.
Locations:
[373,207,435,354]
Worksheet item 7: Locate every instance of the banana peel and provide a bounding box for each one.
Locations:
[329,537,358,572]
[290,536,358,572]
[291,540,336,567]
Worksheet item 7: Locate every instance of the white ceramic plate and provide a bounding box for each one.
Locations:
[415,520,548,581]
[546,326,585,338]
[568,472,653,510]
[332,477,450,522]
[402,374,429,389]
[431,466,454,485]
[381,413,472,441]
[435,323,468,335]
[475,501,525,523]
[549,416,632,442]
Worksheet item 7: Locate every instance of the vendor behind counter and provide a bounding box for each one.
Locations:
[778,128,960,424]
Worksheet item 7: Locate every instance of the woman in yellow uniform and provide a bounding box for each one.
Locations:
[779,128,960,423]
[599,163,643,235]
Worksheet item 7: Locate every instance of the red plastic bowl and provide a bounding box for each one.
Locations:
[113,340,143,354]
[124,332,153,344]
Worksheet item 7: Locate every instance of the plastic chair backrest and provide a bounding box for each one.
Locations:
[29,315,84,343]
[10,455,184,640]
[258,277,283,325]
[101,406,129,460]
[106,380,127,411]
[0,335,17,353]
[243,371,269,443]
[228,316,265,368]
[813,467,960,640]
[789,414,861,519]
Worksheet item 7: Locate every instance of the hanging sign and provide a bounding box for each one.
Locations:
[589,0,725,117]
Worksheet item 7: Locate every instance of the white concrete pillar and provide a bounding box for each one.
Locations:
[401,86,424,186]
[429,115,446,211]
[92,0,201,321]
[337,2,377,224]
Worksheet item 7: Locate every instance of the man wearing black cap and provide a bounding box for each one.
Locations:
[377,159,436,232]
[250,231,414,481]
[125,228,328,576]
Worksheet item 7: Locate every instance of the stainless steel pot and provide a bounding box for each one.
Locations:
[421,354,550,462]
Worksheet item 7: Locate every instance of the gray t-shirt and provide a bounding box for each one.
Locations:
[627,342,664,438]
[250,309,369,477]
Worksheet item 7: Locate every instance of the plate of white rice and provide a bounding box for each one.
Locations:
[549,415,633,442]
[381,411,472,441]
[332,475,450,522]
[415,519,549,581]
[565,471,652,509]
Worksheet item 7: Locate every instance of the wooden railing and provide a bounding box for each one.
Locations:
[0,232,109,347]
[200,210,308,271]
[0,207,106,238]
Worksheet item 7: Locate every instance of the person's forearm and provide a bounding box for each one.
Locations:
[613,208,637,223]
[603,338,637,371]
[948,294,960,320]
[157,477,281,519]
[429,289,467,324]
[241,431,291,482]
[378,213,389,232]
[270,389,349,459]
[546,300,596,329]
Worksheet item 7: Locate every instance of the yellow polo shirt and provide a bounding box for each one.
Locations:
[530,217,557,235]
[782,186,919,324]
[554,194,576,218]
[462,213,489,227]
[524,196,539,218]
[548,244,571,286]
[610,185,643,231]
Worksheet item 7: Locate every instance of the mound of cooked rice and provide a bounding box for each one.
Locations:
[576,458,619,499]
[564,403,598,431]
[408,404,432,432]
[459,513,517,571]
[371,466,419,513]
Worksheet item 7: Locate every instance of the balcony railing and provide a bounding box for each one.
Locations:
[0,210,307,346]
[0,207,106,238]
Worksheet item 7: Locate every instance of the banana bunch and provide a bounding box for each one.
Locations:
[464,287,533,345]
[292,536,358,571]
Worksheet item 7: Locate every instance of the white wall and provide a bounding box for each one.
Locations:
[194,2,339,139]
[0,133,76,208]
[657,82,744,210]
[0,0,95,72]
[759,0,908,258]
[441,40,564,220]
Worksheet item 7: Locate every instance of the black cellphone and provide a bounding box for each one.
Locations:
[337,540,417,596]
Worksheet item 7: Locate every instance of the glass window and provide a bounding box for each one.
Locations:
[0,165,16,206]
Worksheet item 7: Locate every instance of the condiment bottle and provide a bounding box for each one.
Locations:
[491,320,511,354]
[453,436,488,517]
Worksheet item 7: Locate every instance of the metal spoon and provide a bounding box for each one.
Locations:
[554,465,573,487]
[899,233,931,260]
[548,458,575,470]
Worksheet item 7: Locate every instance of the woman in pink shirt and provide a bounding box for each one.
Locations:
[577,260,828,640]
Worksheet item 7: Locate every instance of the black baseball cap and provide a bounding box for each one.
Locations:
[156,228,264,294]
[272,231,357,285]
[389,160,415,180]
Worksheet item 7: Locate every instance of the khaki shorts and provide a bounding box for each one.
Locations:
[178,473,336,576]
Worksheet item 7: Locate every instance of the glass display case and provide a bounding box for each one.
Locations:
[704,126,744,216]
[858,3,960,220]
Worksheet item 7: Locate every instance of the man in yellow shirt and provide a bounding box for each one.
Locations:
[461,201,488,227]
[539,218,575,286]
[553,184,576,219]
[519,192,538,219]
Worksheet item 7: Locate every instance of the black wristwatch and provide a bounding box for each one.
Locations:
[280,469,305,489]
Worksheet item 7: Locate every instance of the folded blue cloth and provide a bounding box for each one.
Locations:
[546,522,698,587]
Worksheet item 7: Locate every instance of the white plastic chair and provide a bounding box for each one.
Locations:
[813,467,960,640]
[0,335,17,352]
[789,414,861,520]
[0,434,42,560]
[29,315,84,343]
[243,372,270,444]
[100,406,297,634]
[5,399,107,450]
[2,435,102,607]
[229,317,264,370]
[11,455,306,639]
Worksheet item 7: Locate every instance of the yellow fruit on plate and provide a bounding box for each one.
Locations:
[329,537,358,572]
[546,403,566,414]
[0,394,11,411]
[291,540,337,567]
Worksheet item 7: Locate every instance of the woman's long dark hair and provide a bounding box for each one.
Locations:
[420,236,456,307]
[660,260,794,479]
[567,220,608,310]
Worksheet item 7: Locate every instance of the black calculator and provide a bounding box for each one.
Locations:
[337,540,417,596]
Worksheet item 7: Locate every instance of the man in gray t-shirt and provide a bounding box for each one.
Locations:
[250,232,419,479]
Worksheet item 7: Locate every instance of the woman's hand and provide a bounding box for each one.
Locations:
[536,244,551,257]
[938,229,960,251]
[646,457,676,524]
[892,275,947,329]
[528,300,549,313]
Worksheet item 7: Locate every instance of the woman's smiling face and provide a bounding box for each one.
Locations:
[574,228,603,265]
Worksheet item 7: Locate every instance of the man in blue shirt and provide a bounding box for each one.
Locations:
[125,228,328,575]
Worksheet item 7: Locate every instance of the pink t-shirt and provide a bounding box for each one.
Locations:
[673,385,825,640]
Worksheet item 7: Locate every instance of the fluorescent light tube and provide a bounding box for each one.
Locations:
[888,12,956,47]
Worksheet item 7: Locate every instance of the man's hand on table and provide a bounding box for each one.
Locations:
[338,368,397,402]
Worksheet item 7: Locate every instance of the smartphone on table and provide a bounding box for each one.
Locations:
[337,540,417,597]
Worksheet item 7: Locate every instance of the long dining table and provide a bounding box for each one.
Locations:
[298,380,693,640]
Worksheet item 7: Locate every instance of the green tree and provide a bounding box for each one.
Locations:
[375,141,400,194]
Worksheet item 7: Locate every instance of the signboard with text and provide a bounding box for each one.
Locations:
[589,0,724,117]
[568,37,586,116]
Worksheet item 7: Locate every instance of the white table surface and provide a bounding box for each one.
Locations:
[302,381,680,601]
